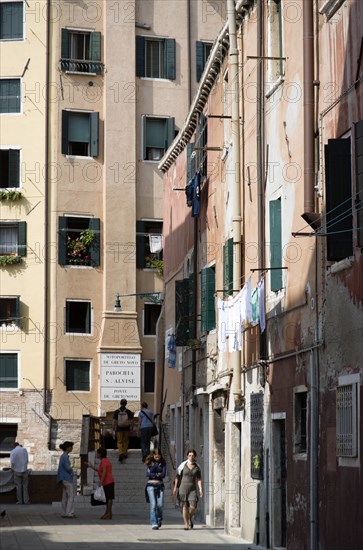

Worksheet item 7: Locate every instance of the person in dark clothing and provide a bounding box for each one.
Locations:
[145,448,166,529]
[112,399,134,461]
[138,402,154,462]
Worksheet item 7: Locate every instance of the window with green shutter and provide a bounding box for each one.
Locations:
[0,149,20,188]
[0,296,20,328]
[186,143,195,184]
[0,353,18,388]
[136,36,176,80]
[0,2,23,40]
[196,113,207,179]
[0,78,21,113]
[58,216,100,267]
[62,110,99,157]
[201,266,216,332]
[60,29,103,74]
[0,221,26,256]
[196,41,213,82]
[269,198,283,291]
[142,116,175,161]
[65,360,90,392]
[223,238,233,297]
[175,279,191,346]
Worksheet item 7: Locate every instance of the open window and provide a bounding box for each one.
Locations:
[58,216,100,267]
[0,148,20,188]
[136,36,175,80]
[142,116,175,161]
[62,110,99,157]
[196,41,212,82]
[294,388,308,455]
[144,361,155,393]
[143,303,161,336]
[0,423,17,457]
[60,29,103,74]
[65,359,90,391]
[0,296,20,328]
[65,300,91,334]
[136,219,163,269]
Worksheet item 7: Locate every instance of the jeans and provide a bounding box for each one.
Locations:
[140,427,153,460]
[146,484,164,527]
[14,471,29,504]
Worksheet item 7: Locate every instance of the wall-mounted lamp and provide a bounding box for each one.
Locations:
[114,293,122,312]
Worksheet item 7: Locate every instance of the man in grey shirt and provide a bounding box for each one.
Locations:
[10,442,30,504]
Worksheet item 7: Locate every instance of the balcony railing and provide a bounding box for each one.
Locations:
[59,58,104,75]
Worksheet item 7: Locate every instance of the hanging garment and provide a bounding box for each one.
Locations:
[149,234,163,253]
[191,173,200,218]
[258,278,266,333]
[251,287,259,327]
[217,298,227,352]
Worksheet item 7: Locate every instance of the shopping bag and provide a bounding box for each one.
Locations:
[93,485,106,502]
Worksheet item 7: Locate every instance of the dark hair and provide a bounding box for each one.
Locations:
[141,402,148,408]
[120,399,127,405]
[60,441,74,451]
[145,448,165,466]
[186,449,197,457]
[96,447,107,458]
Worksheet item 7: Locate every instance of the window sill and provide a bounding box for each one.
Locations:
[65,155,95,160]
[63,265,94,269]
[65,332,92,336]
[0,38,24,42]
[142,159,161,164]
[0,325,20,331]
[0,112,22,116]
[265,75,285,99]
[329,257,354,274]
[140,77,172,82]
[65,71,98,76]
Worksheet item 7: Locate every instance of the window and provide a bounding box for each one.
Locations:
[144,361,155,393]
[0,221,26,256]
[136,220,163,269]
[0,352,18,388]
[0,423,17,456]
[356,120,363,247]
[267,0,284,86]
[65,359,90,391]
[62,110,99,157]
[223,238,233,297]
[294,390,307,454]
[0,149,20,188]
[144,303,161,336]
[175,277,194,346]
[142,116,175,161]
[269,198,283,292]
[336,377,359,458]
[58,216,100,267]
[60,29,103,74]
[251,391,264,479]
[0,78,21,113]
[136,36,175,80]
[65,300,91,334]
[196,41,212,82]
[0,2,23,40]
[201,265,216,332]
[0,296,20,328]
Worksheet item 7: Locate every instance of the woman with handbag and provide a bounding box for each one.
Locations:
[145,448,166,530]
[138,402,155,462]
[85,447,114,520]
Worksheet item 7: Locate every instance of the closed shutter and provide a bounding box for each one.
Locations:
[15,296,20,328]
[89,112,99,157]
[61,28,70,58]
[175,279,190,346]
[269,199,282,291]
[223,238,233,297]
[8,149,20,187]
[188,274,195,338]
[136,36,145,77]
[58,216,68,265]
[136,220,146,268]
[355,120,363,246]
[17,221,26,257]
[165,39,176,80]
[0,353,18,388]
[196,41,204,82]
[0,79,20,113]
[90,31,101,61]
[325,138,353,261]
[61,110,69,154]
[166,117,175,149]
[89,217,100,266]
[201,266,216,332]
[0,2,23,40]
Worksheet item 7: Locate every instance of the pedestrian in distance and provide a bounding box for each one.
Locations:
[10,442,30,505]
[112,399,134,461]
[173,449,203,530]
[145,448,166,530]
[86,447,115,520]
[57,441,76,518]
[138,402,154,462]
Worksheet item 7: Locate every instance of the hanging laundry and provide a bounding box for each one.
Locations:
[185,181,193,207]
[149,234,163,253]
[167,334,176,368]
[240,277,252,330]
[251,287,259,326]
[217,298,227,352]
[258,278,266,333]
[192,173,200,218]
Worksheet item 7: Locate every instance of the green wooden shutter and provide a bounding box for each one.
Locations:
[136,220,146,268]
[58,216,68,265]
[17,221,26,257]
[61,110,69,154]
[136,36,145,77]
[223,238,233,297]
[15,296,20,328]
[0,2,23,40]
[61,29,70,58]
[89,217,100,267]
[89,112,99,157]
[175,279,190,346]
[355,120,363,246]
[166,117,175,149]
[188,274,195,339]
[325,138,353,261]
[0,353,18,388]
[186,143,195,184]
[201,266,216,332]
[165,39,176,80]
[269,199,282,291]
[196,41,204,82]
[90,31,101,61]
[8,149,20,187]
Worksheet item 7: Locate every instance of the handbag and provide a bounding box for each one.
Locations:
[141,410,158,436]
[93,485,106,502]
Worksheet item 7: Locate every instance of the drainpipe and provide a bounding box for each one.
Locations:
[302,0,319,229]
[187,0,192,107]
[227,0,243,410]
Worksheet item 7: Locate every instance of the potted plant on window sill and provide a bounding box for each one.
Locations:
[0,255,23,267]
[66,228,95,266]
[0,190,23,202]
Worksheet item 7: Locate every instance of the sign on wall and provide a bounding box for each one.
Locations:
[100,353,141,401]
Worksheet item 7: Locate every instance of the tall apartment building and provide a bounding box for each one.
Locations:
[0,0,225,468]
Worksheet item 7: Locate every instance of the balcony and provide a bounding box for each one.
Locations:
[59,58,104,75]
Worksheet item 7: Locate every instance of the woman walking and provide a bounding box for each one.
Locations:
[57,441,76,519]
[145,448,166,530]
[86,447,115,520]
[173,449,203,530]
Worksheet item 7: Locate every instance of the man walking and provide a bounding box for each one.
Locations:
[10,443,30,504]
[112,399,134,461]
